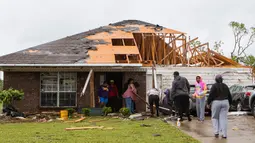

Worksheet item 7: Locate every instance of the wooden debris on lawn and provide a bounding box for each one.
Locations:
[64,117,86,123]
[88,119,108,123]
[65,126,114,131]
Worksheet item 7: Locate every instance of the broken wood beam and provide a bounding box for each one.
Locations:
[65,126,104,131]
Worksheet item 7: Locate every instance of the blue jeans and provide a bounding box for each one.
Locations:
[196,97,205,121]
[125,97,134,114]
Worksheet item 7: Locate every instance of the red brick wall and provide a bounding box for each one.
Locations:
[3,72,90,113]
[4,72,40,112]
[123,72,146,112]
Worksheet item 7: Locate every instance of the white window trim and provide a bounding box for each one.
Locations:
[40,72,77,108]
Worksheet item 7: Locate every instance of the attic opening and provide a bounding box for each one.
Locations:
[115,54,141,63]
[112,38,136,46]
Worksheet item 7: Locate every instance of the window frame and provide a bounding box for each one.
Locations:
[40,72,77,108]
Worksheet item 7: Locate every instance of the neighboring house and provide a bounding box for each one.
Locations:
[0,20,251,113]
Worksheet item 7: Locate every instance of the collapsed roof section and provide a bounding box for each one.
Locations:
[0,19,242,67]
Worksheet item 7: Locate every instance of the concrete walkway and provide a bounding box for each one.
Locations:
[167,115,255,143]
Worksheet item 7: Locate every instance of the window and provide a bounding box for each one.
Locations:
[40,72,77,107]
[112,38,136,46]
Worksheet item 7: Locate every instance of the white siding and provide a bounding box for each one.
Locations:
[146,67,253,91]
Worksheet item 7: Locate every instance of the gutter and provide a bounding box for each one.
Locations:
[0,63,143,67]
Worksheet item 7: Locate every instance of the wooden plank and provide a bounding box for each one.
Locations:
[65,126,104,131]
[152,34,156,61]
[81,69,93,97]
[142,33,145,60]
[90,70,95,107]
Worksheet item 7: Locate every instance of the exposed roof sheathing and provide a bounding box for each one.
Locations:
[0,20,182,64]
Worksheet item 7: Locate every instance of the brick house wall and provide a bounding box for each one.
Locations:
[4,72,40,112]
[3,71,90,113]
[123,72,146,112]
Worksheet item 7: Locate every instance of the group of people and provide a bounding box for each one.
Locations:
[99,71,232,139]
[98,80,119,112]
[168,71,232,139]
[98,78,138,114]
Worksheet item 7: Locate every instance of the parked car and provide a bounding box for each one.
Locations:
[189,84,213,115]
[229,84,255,112]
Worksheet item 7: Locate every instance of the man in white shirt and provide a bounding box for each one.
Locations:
[147,88,160,117]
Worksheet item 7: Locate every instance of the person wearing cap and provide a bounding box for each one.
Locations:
[207,75,232,139]
[108,80,119,112]
[171,71,192,121]
[192,75,207,122]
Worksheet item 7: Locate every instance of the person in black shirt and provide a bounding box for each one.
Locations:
[207,75,232,139]
[171,71,192,121]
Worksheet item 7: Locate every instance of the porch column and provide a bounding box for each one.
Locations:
[89,71,95,107]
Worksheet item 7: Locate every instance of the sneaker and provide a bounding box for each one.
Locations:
[188,117,192,122]
[222,136,227,139]
[214,134,219,138]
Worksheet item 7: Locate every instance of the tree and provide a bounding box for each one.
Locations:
[242,55,255,67]
[213,41,224,55]
[229,21,255,62]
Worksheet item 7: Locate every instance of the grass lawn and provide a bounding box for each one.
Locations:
[0,117,199,143]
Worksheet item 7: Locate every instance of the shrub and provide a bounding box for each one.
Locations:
[66,108,75,118]
[0,88,24,105]
[102,106,112,116]
[81,108,91,116]
[119,107,130,117]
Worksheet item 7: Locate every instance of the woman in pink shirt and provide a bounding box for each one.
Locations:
[122,78,137,114]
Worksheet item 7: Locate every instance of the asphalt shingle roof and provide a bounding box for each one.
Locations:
[0,20,163,64]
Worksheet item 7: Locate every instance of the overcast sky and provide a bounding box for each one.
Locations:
[0,0,254,57]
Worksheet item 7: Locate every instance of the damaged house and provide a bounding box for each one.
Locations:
[0,20,252,113]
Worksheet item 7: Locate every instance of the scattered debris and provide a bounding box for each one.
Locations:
[232,126,239,130]
[228,111,250,116]
[89,119,108,123]
[47,119,53,122]
[38,118,47,123]
[64,117,86,123]
[152,134,161,137]
[15,117,26,120]
[129,113,143,119]
[65,126,114,131]
[108,113,119,116]
[140,124,152,127]
[65,126,104,131]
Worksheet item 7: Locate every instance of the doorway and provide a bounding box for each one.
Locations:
[94,72,123,111]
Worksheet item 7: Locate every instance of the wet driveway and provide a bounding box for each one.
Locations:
[177,114,255,143]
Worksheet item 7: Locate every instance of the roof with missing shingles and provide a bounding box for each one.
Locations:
[0,20,184,64]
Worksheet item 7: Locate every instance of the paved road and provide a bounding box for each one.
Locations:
[175,115,255,143]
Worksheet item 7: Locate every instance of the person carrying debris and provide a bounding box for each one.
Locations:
[207,75,232,139]
[108,80,119,112]
[122,78,137,114]
[98,81,109,108]
[193,75,207,122]
[171,71,192,121]
[147,88,160,117]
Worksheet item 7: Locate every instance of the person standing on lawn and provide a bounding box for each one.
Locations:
[98,81,109,108]
[108,80,119,112]
[207,75,232,139]
[171,71,192,121]
[147,88,160,117]
[193,75,207,122]
[122,78,137,114]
